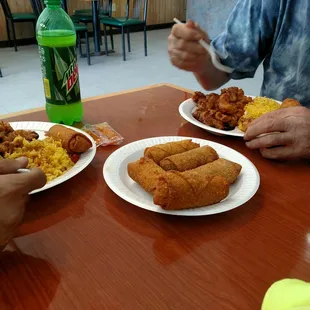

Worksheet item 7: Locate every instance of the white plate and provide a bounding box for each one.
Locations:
[103,136,260,216]
[179,97,280,138]
[10,121,96,194]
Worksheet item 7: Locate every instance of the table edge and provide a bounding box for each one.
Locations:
[0,83,194,119]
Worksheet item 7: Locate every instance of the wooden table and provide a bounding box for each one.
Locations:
[1,84,310,309]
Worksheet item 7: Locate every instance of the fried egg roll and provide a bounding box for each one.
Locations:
[159,146,219,172]
[127,157,165,194]
[193,158,242,184]
[153,170,229,210]
[144,140,200,164]
[48,125,92,153]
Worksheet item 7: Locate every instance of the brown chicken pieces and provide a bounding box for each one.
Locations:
[192,87,253,131]
[0,121,39,155]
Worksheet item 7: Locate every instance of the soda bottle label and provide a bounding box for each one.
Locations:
[39,45,81,105]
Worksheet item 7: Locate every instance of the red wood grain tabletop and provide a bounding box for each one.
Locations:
[1,84,309,310]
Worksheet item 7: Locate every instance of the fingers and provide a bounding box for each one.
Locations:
[244,110,290,141]
[171,23,202,41]
[8,168,47,194]
[0,157,28,175]
[169,54,203,72]
[260,147,294,160]
[186,19,196,29]
[246,132,293,150]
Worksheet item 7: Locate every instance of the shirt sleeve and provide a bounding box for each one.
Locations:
[211,0,279,79]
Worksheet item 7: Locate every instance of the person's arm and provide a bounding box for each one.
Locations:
[207,0,279,87]
[194,67,230,91]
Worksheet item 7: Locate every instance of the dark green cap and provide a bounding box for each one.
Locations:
[44,0,61,5]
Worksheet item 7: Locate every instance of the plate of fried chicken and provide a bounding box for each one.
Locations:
[179,87,301,138]
[179,87,253,137]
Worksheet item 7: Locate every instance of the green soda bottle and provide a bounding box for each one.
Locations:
[36,0,83,125]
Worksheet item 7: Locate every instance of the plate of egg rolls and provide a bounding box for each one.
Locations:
[103,137,260,216]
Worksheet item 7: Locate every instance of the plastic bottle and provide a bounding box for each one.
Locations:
[36,0,83,125]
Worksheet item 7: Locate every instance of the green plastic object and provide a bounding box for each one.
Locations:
[36,0,83,125]
[262,279,310,310]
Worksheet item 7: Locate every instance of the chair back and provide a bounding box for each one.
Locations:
[29,0,40,16]
[33,0,44,15]
[100,0,112,16]
[127,0,148,22]
[0,0,13,19]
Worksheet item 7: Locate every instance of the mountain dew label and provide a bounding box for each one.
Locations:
[38,45,81,105]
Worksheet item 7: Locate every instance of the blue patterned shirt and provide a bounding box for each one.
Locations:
[212,0,310,107]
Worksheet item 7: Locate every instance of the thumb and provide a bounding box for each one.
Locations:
[10,168,47,194]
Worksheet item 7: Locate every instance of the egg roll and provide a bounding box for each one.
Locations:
[144,140,200,164]
[159,146,219,172]
[48,125,92,153]
[128,157,165,194]
[192,158,242,184]
[153,170,229,210]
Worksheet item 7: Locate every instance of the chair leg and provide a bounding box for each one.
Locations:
[11,21,18,52]
[121,26,126,61]
[85,31,91,66]
[5,19,11,48]
[127,28,131,52]
[144,24,147,57]
[77,33,82,57]
[0,68,2,78]
[109,27,114,50]
[103,25,108,56]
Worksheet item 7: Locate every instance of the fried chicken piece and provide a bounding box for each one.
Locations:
[281,98,301,109]
[192,91,206,104]
[0,121,14,134]
[14,130,39,141]
[202,93,220,110]
[218,93,238,115]
[192,87,252,131]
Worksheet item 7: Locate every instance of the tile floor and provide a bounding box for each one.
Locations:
[0,29,263,116]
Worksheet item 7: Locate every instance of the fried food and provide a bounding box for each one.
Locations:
[191,158,242,184]
[47,125,92,153]
[193,87,252,131]
[128,157,165,194]
[0,121,39,155]
[153,171,229,210]
[144,140,200,164]
[281,98,301,109]
[159,145,219,172]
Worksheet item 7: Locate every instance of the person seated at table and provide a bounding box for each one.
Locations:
[168,0,310,161]
[0,158,46,251]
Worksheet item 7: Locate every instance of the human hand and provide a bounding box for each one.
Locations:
[168,20,211,74]
[0,158,46,248]
[244,107,310,160]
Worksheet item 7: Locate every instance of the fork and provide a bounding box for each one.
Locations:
[173,18,234,74]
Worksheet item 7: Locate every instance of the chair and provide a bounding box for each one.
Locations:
[100,0,148,61]
[0,68,2,78]
[72,0,114,49]
[0,0,37,51]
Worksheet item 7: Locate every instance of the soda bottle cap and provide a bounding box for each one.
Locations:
[44,0,61,5]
